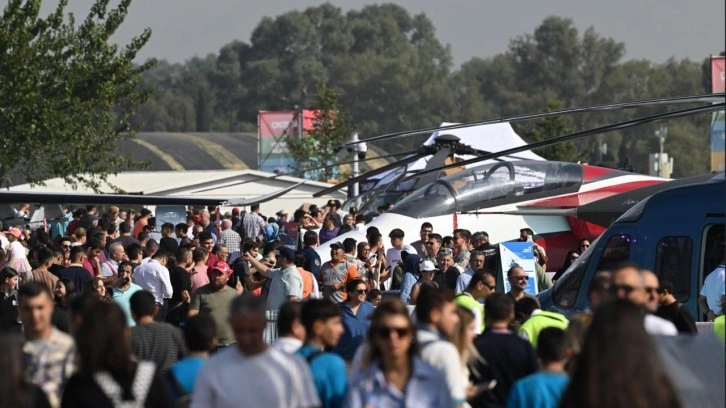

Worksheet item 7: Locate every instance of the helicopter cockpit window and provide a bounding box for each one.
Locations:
[655,236,693,303]
[552,236,600,309]
[596,234,632,271]
[389,161,583,218]
[389,181,457,218]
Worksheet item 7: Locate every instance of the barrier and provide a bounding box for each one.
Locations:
[264,310,279,344]
[696,322,715,335]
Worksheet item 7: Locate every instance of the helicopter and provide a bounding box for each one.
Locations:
[537,172,725,319]
[313,94,724,267]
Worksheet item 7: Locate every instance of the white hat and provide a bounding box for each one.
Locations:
[420,260,437,271]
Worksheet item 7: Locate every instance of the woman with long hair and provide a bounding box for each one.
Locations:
[451,306,486,405]
[559,299,681,408]
[54,278,77,310]
[345,299,453,407]
[552,250,580,283]
[61,300,173,407]
[0,332,51,408]
[85,277,110,302]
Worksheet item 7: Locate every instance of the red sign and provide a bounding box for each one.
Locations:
[257,110,317,174]
[712,56,725,93]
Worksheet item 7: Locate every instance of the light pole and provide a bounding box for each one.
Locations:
[655,126,667,177]
[347,133,366,198]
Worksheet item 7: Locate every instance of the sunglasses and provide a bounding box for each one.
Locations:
[611,284,636,294]
[485,284,496,290]
[375,326,411,339]
[355,289,367,295]
[645,287,659,295]
[361,248,371,252]
[510,275,528,281]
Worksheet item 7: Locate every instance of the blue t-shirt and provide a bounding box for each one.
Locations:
[302,246,322,281]
[331,301,374,361]
[506,371,569,408]
[298,345,348,408]
[169,357,207,400]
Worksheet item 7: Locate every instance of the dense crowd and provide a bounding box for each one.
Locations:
[0,200,723,407]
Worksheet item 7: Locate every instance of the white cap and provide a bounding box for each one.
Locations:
[420,260,437,271]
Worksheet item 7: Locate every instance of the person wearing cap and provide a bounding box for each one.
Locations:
[383,229,407,291]
[6,227,31,278]
[320,242,359,304]
[409,260,439,304]
[245,247,303,311]
[188,260,242,349]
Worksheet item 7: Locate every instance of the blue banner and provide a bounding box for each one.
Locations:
[499,242,538,295]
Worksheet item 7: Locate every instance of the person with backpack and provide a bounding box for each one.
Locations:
[167,314,218,407]
[297,298,348,408]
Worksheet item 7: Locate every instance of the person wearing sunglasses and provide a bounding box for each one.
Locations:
[344,299,454,408]
[331,279,374,364]
[506,266,536,303]
[455,270,497,334]
[422,234,443,263]
[552,250,580,284]
[611,263,677,335]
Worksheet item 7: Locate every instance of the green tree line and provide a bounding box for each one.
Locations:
[131,3,721,177]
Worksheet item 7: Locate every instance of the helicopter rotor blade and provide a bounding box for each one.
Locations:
[301,150,419,173]
[401,102,725,182]
[342,93,725,147]
[312,152,429,198]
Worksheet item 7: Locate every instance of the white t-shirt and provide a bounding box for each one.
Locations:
[9,241,27,259]
[384,247,403,291]
[266,266,303,311]
[700,265,725,315]
[191,346,320,408]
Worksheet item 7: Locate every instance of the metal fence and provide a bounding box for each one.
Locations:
[264,310,280,344]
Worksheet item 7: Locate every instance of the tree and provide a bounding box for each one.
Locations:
[0,0,153,190]
[517,97,584,162]
[286,82,351,181]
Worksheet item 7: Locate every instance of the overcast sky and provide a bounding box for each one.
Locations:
[44,0,725,66]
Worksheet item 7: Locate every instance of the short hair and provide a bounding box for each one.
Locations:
[345,278,365,294]
[514,296,541,318]
[483,293,515,323]
[192,248,207,263]
[389,228,404,239]
[127,243,143,260]
[366,289,382,301]
[468,269,495,289]
[97,218,111,233]
[161,223,174,231]
[85,237,104,251]
[130,291,156,318]
[152,250,169,260]
[420,222,433,230]
[659,278,674,294]
[278,301,303,337]
[250,204,260,212]
[300,298,341,336]
[118,261,134,273]
[343,237,357,253]
[520,228,534,236]
[184,314,217,352]
[108,241,124,254]
[428,233,443,244]
[145,239,158,252]
[453,229,471,242]
[198,231,213,242]
[37,247,55,265]
[366,226,380,237]
[470,250,485,259]
[230,294,265,317]
[137,231,149,242]
[119,222,131,234]
[70,246,85,262]
[507,265,524,277]
[175,223,188,233]
[303,230,318,246]
[537,327,570,363]
[471,232,485,242]
[415,285,454,324]
[17,282,52,302]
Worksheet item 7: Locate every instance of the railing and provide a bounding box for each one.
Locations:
[264,310,279,344]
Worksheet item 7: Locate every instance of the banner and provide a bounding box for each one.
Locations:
[711,110,725,172]
[499,242,538,295]
[712,56,725,93]
[258,111,300,175]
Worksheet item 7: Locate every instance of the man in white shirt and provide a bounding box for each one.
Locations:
[384,229,412,291]
[191,295,320,408]
[698,259,725,321]
[245,247,303,311]
[133,251,173,321]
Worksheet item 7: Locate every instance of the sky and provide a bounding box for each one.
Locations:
[42,0,725,66]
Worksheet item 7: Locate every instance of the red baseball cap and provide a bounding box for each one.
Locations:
[210,261,231,275]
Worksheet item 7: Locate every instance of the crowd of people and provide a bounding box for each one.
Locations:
[0,200,723,407]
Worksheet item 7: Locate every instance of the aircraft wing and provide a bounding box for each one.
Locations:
[225,181,307,206]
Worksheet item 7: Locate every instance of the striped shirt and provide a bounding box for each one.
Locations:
[130,322,185,373]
